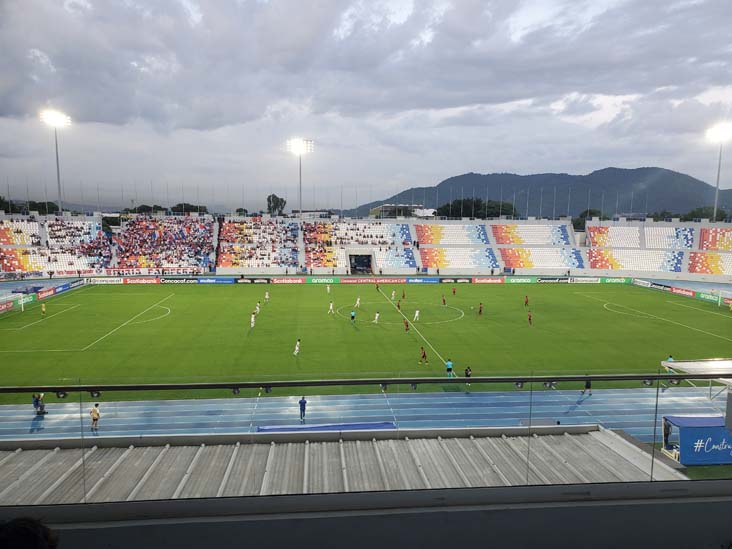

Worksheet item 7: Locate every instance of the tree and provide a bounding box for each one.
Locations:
[649,210,679,221]
[573,208,607,231]
[235,207,248,216]
[266,194,287,216]
[170,202,208,214]
[435,198,515,219]
[122,204,166,214]
[681,206,727,222]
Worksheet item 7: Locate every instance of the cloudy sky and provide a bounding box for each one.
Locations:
[1,0,731,211]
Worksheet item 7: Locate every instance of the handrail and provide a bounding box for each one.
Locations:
[1,372,730,394]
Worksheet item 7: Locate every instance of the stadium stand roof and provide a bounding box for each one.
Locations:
[0,426,685,505]
[662,358,732,386]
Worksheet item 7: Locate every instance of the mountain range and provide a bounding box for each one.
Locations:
[347,167,732,218]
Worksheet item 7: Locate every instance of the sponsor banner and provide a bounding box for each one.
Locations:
[406,277,440,284]
[340,277,407,284]
[271,277,306,284]
[671,287,696,298]
[105,267,203,276]
[161,278,199,284]
[252,278,270,284]
[53,269,95,276]
[724,297,732,306]
[472,277,505,284]
[506,277,536,284]
[37,288,55,300]
[570,277,601,284]
[0,301,13,314]
[679,426,732,465]
[698,292,719,303]
[441,278,472,284]
[123,277,161,285]
[53,283,72,295]
[69,279,85,289]
[85,277,123,285]
[633,278,651,288]
[307,277,340,284]
[601,277,630,284]
[197,277,234,284]
[236,278,252,284]
[537,277,569,284]
[15,294,36,307]
[650,282,671,292]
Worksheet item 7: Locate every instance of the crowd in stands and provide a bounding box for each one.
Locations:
[217,219,298,268]
[116,217,214,269]
[0,219,42,246]
[46,219,96,247]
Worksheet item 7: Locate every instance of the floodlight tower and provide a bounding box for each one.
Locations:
[40,109,71,213]
[286,138,314,218]
[706,122,732,222]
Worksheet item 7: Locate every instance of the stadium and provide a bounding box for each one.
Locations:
[2,2,732,548]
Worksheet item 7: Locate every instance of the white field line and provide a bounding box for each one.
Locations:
[666,300,732,319]
[0,349,79,353]
[13,304,81,331]
[81,293,175,351]
[130,306,171,325]
[577,293,732,343]
[378,288,447,365]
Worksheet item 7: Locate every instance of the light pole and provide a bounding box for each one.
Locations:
[40,109,71,213]
[706,122,732,222]
[286,138,314,218]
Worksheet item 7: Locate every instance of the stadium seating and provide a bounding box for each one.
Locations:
[0,220,41,246]
[500,247,584,269]
[491,224,571,246]
[699,227,732,251]
[373,248,417,270]
[305,246,348,269]
[0,248,106,272]
[419,248,499,269]
[414,224,489,245]
[216,219,299,269]
[46,219,100,247]
[586,226,640,248]
[115,216,214,269]
[644,227,694,249]
[588,249,683,272]
[688,252,732,275]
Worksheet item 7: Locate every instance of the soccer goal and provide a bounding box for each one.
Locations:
[718,290,732,310]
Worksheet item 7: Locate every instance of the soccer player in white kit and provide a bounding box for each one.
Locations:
[328,301,335,315]
[255,301,261,314]
[413,309,420,321]
[373,311,380,323]
[355,296,361,308]
[264,291,270,303]
[326,284,331,294]
[293,339,301,356]
[391,290,396,300]
[250,312,256,329]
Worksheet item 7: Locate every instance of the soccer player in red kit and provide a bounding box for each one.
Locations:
[397,299,401,311]
[528,310,533,326]
[479,302,483,316]
[404,319,410,332]
[376,283,379,292]
[452,287,456,296]
[419,346,428,364]
[442,295,446,306]
[524,295,529,307]
[402,289,406,299]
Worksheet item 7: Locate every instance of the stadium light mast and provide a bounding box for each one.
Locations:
[286,138,314,218]
[706,122,732,222]
[40,109,71,214]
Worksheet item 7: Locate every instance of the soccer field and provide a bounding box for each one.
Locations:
[2,281,731,396]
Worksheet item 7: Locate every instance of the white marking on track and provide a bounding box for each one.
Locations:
[81,293,175,351]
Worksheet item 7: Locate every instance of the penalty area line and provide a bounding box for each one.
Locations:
[0,304,82,331]
[81,293,175,351]
[378,288,447,364]
[666,300,732,319]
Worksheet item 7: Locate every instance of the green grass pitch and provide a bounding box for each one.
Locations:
[1,282,731,402]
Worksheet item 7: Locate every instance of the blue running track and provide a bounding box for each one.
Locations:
[0,387,726,443]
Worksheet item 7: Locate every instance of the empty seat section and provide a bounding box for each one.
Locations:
[587,226,640,248]
[0,221,41,246]
[688,252,732,275]
[699,228,732,251]
[644,227,694,249]
[588,249,683,272]
[500,248,583,269]
[373,248,417,270]
[491,224,570,245]
[414,224,489,245]
[419,248,498,269]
